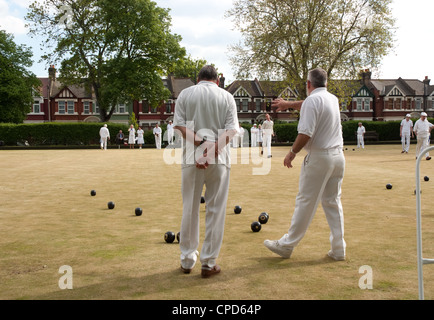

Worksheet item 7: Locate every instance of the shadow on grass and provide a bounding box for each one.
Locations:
[30,253,338,300]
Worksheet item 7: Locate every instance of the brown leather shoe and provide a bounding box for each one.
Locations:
[201,265,221,278]
[180,266,192,274]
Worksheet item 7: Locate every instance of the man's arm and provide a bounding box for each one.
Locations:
[272,98,304,112]
[283,134,310,169]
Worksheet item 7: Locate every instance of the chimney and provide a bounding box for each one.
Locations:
[360,69,371,86]
[219,74,225,88]
[48,65,56,81]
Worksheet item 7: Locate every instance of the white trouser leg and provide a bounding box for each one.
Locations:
[180,167,204,269]
[264,134,272,156]
[180,165,230,269]
[417,136,429,157]
[200,165,230,268]
[402,133,410,152]
[279,149,346,256]
[101,137,107,150]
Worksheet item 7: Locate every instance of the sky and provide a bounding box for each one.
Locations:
[1,0,434,84]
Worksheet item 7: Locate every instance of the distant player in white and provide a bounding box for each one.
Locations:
[357,122,365,149]
[99,124,110,150]
[262,114,274,158]
[238,123,245,147]
[153,124,162,149]
[400,114,413,153]
[137,126,144,149]
[250,124,258,147]
[232,128,239,148]
[414,112,433,160]
[167,120,175,145]
[128,124,136,149]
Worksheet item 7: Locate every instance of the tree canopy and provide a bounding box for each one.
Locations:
[26,0,186,122]
[226,0,396,98]
[0,30,41,123]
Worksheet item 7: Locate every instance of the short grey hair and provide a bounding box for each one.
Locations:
[308,68,328,88]
[198,65,218,81]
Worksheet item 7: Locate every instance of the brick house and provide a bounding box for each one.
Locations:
[344,71,433,121]
[26,67,434,127]
[225,78,299,124]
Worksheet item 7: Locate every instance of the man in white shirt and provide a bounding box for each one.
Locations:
[400,114,414,154]
[173,65,239,278]
[250,124,259,147]
[99,124,110,150]
[167,120,175,145]
[262,113,274,158]
[414,112,433,160]
[153,124,162,149]
[238,123,245,147]
[264,68,346,261]
[357,122,365,149]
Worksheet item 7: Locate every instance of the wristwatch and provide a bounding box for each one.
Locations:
[290,148,298,155]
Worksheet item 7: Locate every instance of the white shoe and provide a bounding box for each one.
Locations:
[263,240,293,258]
[327,250,345,261]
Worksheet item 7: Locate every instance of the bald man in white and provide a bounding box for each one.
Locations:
[174,65,239,278]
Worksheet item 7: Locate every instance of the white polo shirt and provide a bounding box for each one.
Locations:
[297,87,343,152]
[262,120,274,136]
[99,126,110,138]
[174,81,239,168]
[414,119,433,138]
[401,119,413,134]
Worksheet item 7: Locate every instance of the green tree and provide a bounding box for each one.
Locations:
[172,55,209,84]
[0,30,41,123]
[226,0,395,98]
[26,0,186,122]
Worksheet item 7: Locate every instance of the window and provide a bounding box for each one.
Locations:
[388,100,394,109]
[242,100,249,112]
[415,98,422,110]
[67,101,74,114]
[33,101,40,114]
[95,102,99,114]
[118,103,126,113]
[235,99,241,112]
[255,100,261,112]
[356,99,362,111]
[364,98,370,111]
[84,101,90,114]
[143,101,150,113]
[58,101,65,114]
[166,101,172,113]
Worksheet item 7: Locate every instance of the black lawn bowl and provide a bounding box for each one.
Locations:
[107,201,115,209]
[251,221,262,232]
[165,231,175,243]
[135,207,143,216]
[258,212,269,224]
[234,206,242,214]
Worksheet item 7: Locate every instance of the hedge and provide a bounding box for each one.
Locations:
[0,119,428,147]
[0,123,130,146]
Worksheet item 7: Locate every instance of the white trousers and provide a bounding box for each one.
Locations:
[263,134,272,156]
[168,131,174,145]
[278,148,346,258]
[357,135,364,148]
[416,135,430,158]
[180,165,231,269]
[155,135,161,149]
[100,137,108,150]
[251,135,257,147]
[401,133,411,152]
